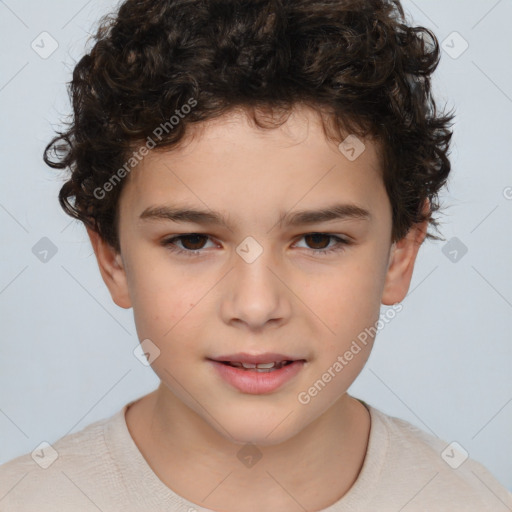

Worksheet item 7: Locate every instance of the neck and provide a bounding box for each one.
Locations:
[125,384,370,512]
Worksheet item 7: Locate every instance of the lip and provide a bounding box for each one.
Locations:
[208,357,306,394]
[209,352,303,365]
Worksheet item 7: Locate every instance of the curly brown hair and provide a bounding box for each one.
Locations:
[44,0,455,253]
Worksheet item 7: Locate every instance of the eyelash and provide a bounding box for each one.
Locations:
[160,233,350,258]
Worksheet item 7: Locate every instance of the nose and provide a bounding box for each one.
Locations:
[219,243,292,331]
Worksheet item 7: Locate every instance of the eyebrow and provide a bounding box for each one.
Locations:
[139,202,371,230]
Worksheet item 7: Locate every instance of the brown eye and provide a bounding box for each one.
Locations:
[162,232,349,258]
[303,233,332,250]
[162,234,214,255]
[177,234,209,250]
[294,233,350,256]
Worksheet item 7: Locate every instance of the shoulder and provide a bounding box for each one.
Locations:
[365,405,512,511]
[0,410,121,511]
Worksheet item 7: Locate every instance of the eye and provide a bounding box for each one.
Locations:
[161,234,216,256]
[161,233,350,258]
[293,233,350,256]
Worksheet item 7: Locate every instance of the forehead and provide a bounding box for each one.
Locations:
[118,106,388,228]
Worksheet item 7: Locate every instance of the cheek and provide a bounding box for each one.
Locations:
[123,245,223,372]
[301,260,384,335]
[126,247,209,326]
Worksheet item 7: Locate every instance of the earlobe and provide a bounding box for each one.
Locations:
[86,227,132,309]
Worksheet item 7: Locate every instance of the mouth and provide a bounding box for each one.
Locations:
[207,353,307,394]
[215,360,297,372]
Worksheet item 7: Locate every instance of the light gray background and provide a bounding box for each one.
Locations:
[1,0,511,495]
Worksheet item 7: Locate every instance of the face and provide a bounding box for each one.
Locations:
[89,105,426,445]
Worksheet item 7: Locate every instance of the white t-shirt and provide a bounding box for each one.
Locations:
[1,399,511,511]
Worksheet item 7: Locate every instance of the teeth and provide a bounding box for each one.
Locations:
[255,362,276,369]
[225,360,292,370]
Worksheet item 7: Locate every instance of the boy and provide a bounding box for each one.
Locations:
[1,0,511,510]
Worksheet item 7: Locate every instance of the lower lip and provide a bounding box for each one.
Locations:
[208,360,305,394]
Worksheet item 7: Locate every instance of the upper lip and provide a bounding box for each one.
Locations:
[208,352,305,364]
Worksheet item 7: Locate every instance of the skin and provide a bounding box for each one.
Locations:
[87,104,428,512]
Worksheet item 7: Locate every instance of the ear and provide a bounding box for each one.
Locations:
[381,200,429,306]
[86,227,132,309]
